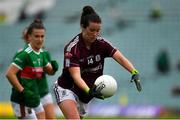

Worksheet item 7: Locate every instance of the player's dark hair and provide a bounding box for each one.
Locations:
[80,5,101,28]
[26,19,45,35]
[22,27,28,41]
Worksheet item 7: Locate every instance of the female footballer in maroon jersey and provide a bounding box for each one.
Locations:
[53,5,141,119]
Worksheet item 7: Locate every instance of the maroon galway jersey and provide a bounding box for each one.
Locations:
[58,33,117,103]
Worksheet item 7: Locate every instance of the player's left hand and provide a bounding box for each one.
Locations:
[131,69,142,92]
[89,85,105,100]
[51,60,59,72]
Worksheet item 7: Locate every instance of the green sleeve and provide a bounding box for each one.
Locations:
[12,51,27,70]
[43,50,51,67]
[44,50,51,62]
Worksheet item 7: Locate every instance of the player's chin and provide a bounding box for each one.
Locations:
[89,38,96,42]
[36,44,43,50]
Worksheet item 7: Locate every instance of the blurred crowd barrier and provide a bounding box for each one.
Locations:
[1,102,180,118]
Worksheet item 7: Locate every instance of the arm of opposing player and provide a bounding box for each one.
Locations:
[5,64,24,93]
[69,67,90,93]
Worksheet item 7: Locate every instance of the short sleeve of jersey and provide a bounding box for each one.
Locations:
[69,51,79,67]
[102,38,117,57]
[64,48,79,68]
[42,51,50,67]
[43,50,51,62]
[12,51,27,70]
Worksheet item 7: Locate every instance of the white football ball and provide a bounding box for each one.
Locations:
[94,75,117,98]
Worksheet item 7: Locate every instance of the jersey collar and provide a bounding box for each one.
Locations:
[28,44,42,54]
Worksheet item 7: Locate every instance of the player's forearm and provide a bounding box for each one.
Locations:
[120,57,135,73]
[113,50,136,73]
[6,65,24,92]
[71,72,90,92]
[45,69,55,75]
[6,72,24,93]
[74,77,90,93]
[69,67,90,93]
[44,64,56,75]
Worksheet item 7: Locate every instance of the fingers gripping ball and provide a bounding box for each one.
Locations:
[94,75,117,98]
[89,85,105,100]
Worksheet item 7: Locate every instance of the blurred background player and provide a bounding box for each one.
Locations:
[156,48,170,74]
[53,5,141,119]
[22,27,57,119]
[5,19,58,119]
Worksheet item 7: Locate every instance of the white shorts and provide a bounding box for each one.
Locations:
[53,81,88,117]
[40,93,53,106]
[11,102,44,119]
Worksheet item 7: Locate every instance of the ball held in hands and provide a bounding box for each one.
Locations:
[89,85,105,100]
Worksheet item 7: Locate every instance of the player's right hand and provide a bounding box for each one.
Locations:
[89,85,104,100]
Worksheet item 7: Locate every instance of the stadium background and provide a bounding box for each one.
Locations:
[0,0,180,119]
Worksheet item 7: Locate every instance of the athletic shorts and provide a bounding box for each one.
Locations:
[40,93,53,106]
[53,81,88,117]
[11,101,44,119]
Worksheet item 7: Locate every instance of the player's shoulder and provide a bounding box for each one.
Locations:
[15,47,28,55]
[15,45,32,57]
[13,48,28,59]
[17,48,23,53]
[15,44,28,54]
[65,34,80,51]
[40,48,50,56]
[24,45,33,54]
[96,36,109,44]
[70,34,80,45]
[41,48,50,54]
[14,48,24,56]
[96,36,115,49]
[97,36,104,41]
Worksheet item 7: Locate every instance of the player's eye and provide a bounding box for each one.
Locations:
[40,35,44,38]
[34,35,38,38]
[34,35,44,38]
[89,28,100,33]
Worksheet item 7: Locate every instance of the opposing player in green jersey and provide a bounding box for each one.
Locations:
[6,19,58,119]
[22,27,57,119]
